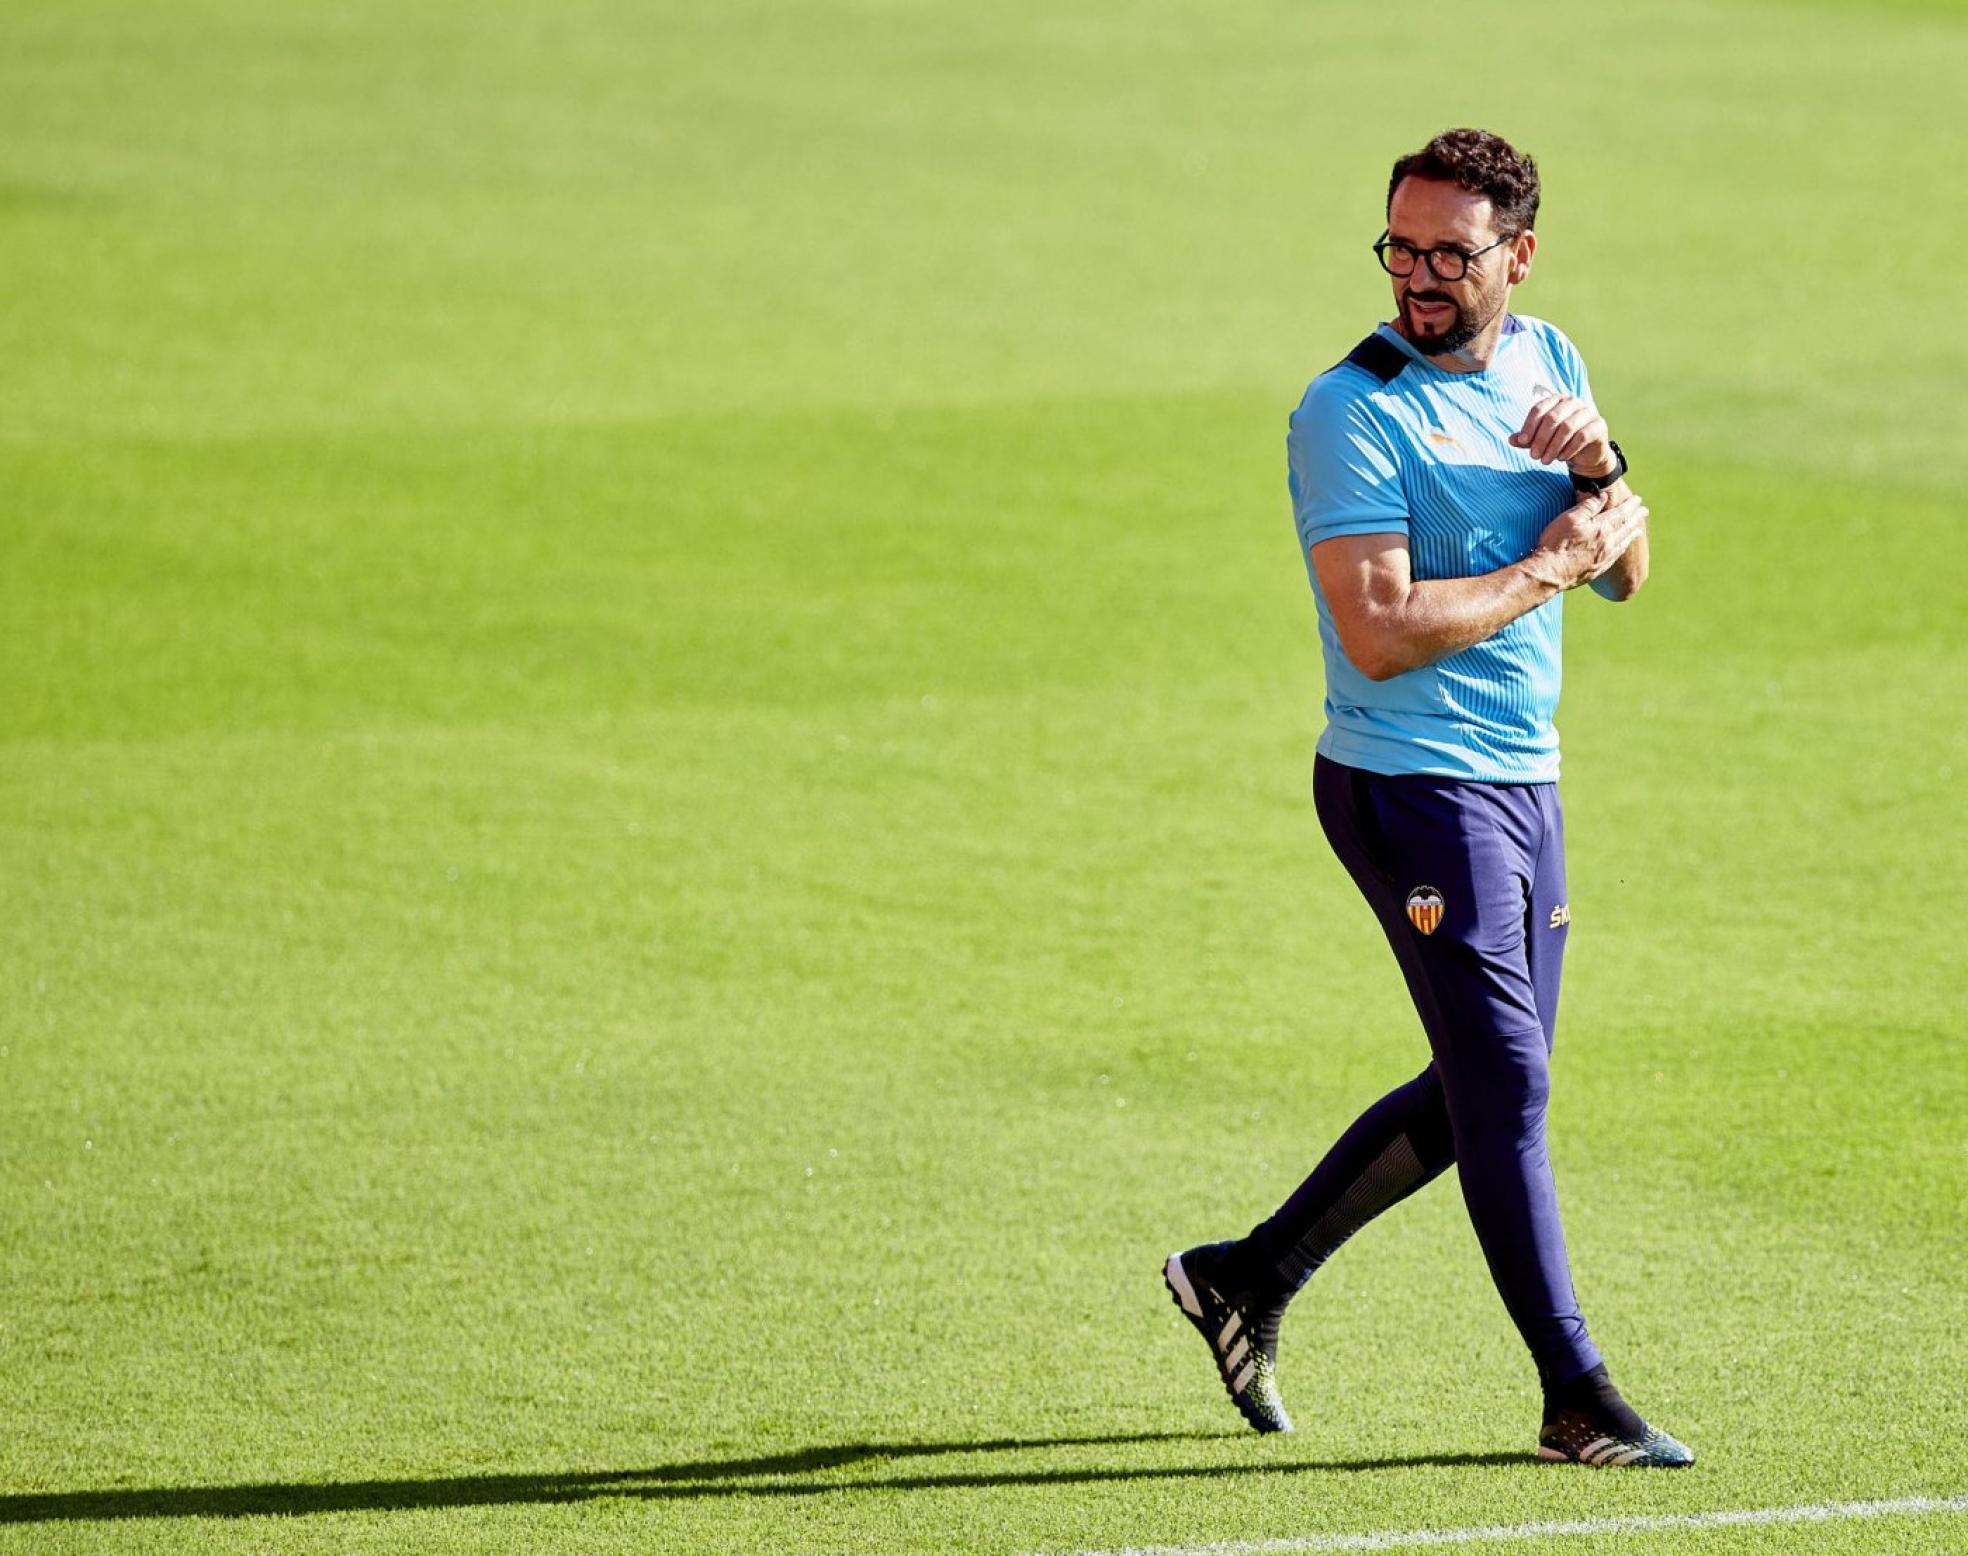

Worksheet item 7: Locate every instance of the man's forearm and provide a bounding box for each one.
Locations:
[1352,561,1561,681]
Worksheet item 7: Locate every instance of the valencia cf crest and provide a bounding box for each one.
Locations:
[1405,886,1445,936]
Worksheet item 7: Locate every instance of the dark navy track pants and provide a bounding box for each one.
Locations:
[1245,754,1600,1383]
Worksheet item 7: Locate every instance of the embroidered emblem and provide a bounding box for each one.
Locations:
[1405,886,1445,936]
[1548,903,1571,929]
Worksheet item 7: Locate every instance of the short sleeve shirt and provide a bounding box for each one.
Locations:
[1287,313,1594,783]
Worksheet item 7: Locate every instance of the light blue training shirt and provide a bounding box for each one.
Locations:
[1287,312,1594,784]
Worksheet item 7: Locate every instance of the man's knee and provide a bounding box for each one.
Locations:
[1439,1027,1551,1132]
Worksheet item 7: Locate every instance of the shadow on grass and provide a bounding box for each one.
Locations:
[0,1432,1528,1523]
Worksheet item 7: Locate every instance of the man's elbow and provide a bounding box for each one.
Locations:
[1592,566,1648,603]
[1338,628,1407,682]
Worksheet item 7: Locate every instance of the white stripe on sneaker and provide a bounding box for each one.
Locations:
[1229,1356,1257,1393]
[1219,1311,1242,1347]
[1224,1336,1250,1371]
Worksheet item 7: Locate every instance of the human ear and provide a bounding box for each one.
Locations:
[1508,231,1537,286]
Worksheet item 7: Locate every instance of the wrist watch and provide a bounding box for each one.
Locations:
[1570,440,1628,494]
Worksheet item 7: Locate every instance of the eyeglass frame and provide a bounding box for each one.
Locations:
[1372,229,1515,282]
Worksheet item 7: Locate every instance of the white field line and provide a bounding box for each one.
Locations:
[1046,1492,1968,1556]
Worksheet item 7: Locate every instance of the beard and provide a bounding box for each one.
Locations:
[1401,285,1500,356]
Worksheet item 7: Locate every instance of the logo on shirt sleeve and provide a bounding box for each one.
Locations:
[1406,886,1445,935]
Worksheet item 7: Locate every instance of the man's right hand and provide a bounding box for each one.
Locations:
[1528,488,1649,591]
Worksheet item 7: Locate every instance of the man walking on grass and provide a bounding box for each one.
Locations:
[1163,128,1692,1468]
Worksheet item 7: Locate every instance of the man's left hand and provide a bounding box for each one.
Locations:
[1510,394,1618,478]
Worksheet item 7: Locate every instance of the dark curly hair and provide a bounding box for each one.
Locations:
[1388,128,1541,235]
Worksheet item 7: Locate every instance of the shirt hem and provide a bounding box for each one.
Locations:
[1317,725,1560,786]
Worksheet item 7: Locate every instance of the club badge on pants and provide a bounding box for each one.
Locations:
[1406,885,1445,935]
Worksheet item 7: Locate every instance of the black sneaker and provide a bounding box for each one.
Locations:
[1162,1242,1292,1434]
[1538,1410,1695,1467]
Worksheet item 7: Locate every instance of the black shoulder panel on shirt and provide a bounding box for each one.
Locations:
[1337,332,1408,384]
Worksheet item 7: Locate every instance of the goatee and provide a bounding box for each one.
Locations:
[1403,291,1498,357]
[1406,298,1483,356]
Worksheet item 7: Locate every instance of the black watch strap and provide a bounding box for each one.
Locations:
[1570,440,1627,494]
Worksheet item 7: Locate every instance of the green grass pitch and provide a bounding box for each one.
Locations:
[3,0,1966,1552]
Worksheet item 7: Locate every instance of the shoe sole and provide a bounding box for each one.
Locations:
[1163,1252,1204,1320]
[1162,1252,1292,1434]
[1537,1442,1695,1468]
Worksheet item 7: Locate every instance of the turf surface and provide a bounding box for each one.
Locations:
[3,1,1966,1552]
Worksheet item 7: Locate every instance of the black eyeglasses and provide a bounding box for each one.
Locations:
[1372,230,1513,282]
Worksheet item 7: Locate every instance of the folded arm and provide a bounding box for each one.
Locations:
[1310,488,1649,682]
